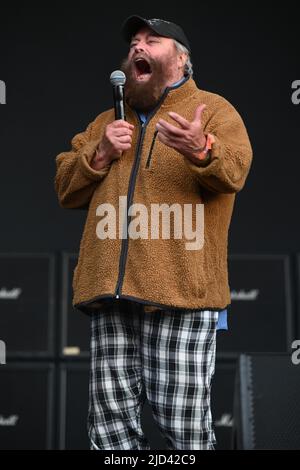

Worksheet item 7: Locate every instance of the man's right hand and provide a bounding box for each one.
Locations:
[90,120,134,171]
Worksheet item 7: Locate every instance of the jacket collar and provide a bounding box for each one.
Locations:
[161,75,198,109]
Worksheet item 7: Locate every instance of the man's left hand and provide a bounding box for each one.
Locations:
[155,104,207,164]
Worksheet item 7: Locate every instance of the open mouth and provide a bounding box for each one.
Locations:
[134,58,152,80]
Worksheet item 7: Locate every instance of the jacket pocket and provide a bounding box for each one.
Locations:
[145,130,158,169]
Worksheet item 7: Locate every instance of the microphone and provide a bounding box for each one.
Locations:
[110,70,126,121]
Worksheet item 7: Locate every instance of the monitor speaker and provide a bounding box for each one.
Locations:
[233,353,300,449]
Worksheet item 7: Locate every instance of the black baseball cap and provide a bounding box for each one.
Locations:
[121,15,191,53]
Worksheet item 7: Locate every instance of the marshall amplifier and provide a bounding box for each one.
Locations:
[60,253,90,358]
[58,362,90,449]
[0,253,55,357]
[233,353,300,449]
[0,362,54,449]
[217,254,294,358]
[211,360,237,450]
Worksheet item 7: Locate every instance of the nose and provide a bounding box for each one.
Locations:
[134,43,145,54]
[134,44,145,54]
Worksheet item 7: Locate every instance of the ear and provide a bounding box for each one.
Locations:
[177,52,188,70]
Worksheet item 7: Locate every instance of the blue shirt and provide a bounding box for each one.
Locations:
[135,76,228,331]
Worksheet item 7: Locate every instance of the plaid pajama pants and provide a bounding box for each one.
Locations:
[87,299,218,450]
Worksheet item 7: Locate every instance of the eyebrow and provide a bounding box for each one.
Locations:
[131,33,161,43]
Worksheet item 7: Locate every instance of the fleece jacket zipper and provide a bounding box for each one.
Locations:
[114,75,190,299]
[114,91,169,299]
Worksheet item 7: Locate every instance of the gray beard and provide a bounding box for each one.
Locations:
[120,56,175,113]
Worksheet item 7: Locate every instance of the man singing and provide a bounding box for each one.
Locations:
[55,15,253,450]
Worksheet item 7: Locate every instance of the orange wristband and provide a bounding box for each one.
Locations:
[196,133,215,160]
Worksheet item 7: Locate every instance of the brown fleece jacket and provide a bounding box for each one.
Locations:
[55,76,253,314]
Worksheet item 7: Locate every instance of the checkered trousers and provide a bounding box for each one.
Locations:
[87,299,218,450]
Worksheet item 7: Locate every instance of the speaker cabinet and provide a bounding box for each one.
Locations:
[0,362,54,449]
[233,353,300,449]
[211,360,236,449]
[60,253,90,358]
[0,253,55,357]
[218,255,294,357]
[58,362,90,449]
